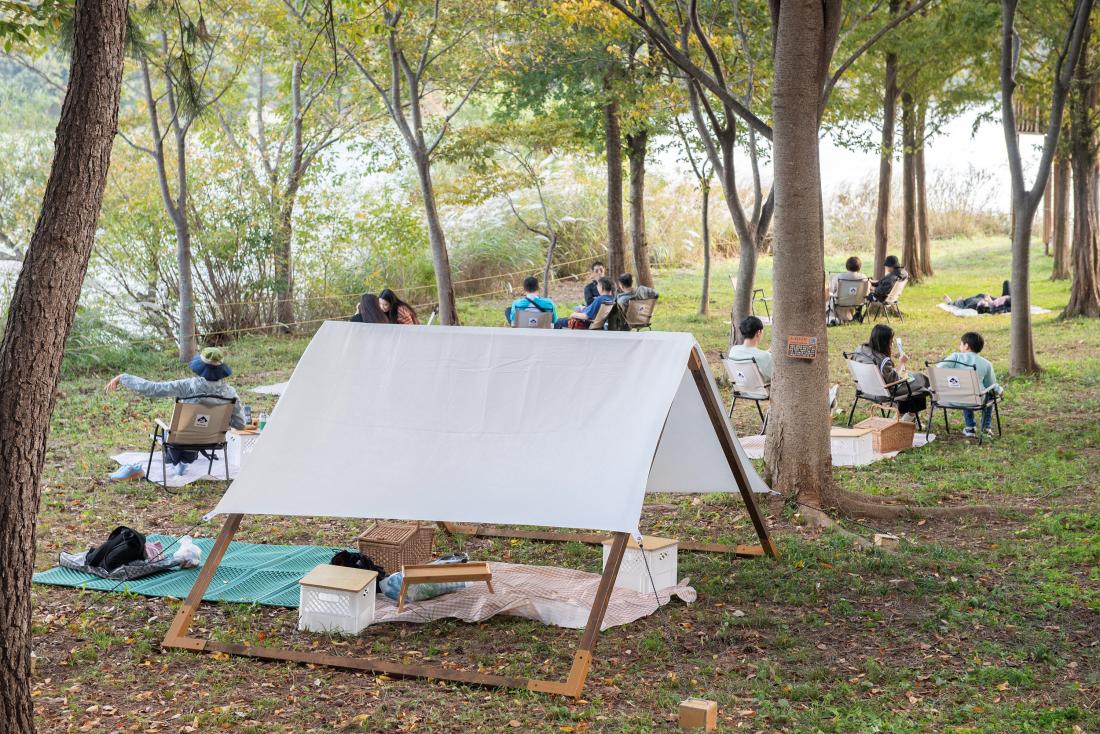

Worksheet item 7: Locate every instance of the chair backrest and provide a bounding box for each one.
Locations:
[168,397,235,445]
[624,297,657,327]
[834,277,870,307]
[511,309,553,329]
[588,301,615,330]
[926,363,983,407]
[723,357,769,398]
[885,277,907,305]
[827,383,840,412]
[846,358,891,399]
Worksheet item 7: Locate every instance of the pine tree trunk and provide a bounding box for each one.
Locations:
[413,155,459,325]
[1066,40,1100,316]
[764,0,836,510]
[915,103,933,277]
[1052,156,1072,280]
[0,1,126,730]
[604,96,627,279]
[699,181,711,316]
[873,1,899,281]
[901,91,921,281]
[626,131,653,287]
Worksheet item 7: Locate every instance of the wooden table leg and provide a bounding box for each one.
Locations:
[397,581,409,611]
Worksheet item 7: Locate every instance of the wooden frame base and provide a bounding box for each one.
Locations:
[162,515,630,699]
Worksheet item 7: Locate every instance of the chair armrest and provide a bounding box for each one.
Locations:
[155,418,170,433]
[883,378,908,389]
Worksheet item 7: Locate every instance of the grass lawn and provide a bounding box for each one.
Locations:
[31,236,1098,733]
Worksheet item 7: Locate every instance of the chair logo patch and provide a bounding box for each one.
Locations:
[193,414,211,428]
[948,377,961,387]
[847,286,857,295]
[736,371,747,381]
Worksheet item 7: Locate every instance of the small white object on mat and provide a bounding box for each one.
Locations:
[250,381,289,396]
[738,433,935,466]
[371,562,695,631]
[937,303,1051,318]
[110,450,240,488]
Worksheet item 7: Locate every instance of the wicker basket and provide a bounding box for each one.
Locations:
[356,522,434,575]
[855,416,915,453]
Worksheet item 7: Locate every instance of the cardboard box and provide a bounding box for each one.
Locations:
[679,698,717,731]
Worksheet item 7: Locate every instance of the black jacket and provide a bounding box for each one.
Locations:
[583,280,600,306]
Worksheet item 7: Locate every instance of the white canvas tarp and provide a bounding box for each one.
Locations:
[210,322,770,533]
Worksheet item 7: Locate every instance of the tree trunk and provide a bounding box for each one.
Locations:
[699,181,711,316]
[414,155,459,325]
[626,130,653,287]
[603,94,627,279]
[1066,39,1100,316]
[273,202,296,326]
[915,103,933,277]
[1052,156,1072,280]
[1043,162,1053,255]
[764,0,837,510]
[1009,206,1040,372]
[542,233,557,298]
[0,1,126,730]
[174,212,197,361]
[900,91,921,282]
[873,3,899,281]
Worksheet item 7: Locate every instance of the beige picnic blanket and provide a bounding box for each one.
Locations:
[373,562,695,631]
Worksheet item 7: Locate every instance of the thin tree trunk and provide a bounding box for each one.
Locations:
[626,130,653,287]
[1052,156,1072,280]
[274,60,304,328]
[699,180,711,315]
[1043,163,1053,255]
[1009,207,1039,370]
[916,103,933,277]
[901,91,921,281]
[414,155,458,324]
[1066,37,1100,315]
[542,233,557,298]
[764,0,838,510]
[0,1,126,730]
[604,94,627,279]
[873,0,899,280]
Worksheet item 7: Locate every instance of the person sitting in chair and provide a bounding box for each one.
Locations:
[828,255,869,324]
[506,275,557,324]
[614,272,659,308]
[850,323,928,422]
[868,254,908,304]
[105,347,247,477]
[937,331,1003,438]
[725,316,773,397]
[555,277,614,329]
[583,261,606,306]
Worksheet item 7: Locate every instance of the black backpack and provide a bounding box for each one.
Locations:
[85,526,147,571]
[330,550,387,579]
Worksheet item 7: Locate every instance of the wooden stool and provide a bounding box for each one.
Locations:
[397,562,494,610]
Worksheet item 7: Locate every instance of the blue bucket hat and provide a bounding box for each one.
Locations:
[189,347,232,381]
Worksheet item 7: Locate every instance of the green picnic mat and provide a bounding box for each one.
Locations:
[32,535,340,607]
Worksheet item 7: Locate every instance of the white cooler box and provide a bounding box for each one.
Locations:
[602,535,679,595]
[298,564,378,634]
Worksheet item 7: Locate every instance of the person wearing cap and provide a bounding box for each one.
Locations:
[868,254,908,305]
[105,347,247,475]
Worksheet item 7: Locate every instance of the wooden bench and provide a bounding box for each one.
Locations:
[397,562,494,610]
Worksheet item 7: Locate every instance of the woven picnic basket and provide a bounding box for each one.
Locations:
[356,521,435,575]
[855,416,915,453]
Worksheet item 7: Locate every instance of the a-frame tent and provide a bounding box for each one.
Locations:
[165,322,776,698]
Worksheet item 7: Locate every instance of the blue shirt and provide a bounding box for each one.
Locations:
[507,295,557,323]
[582,294,613,320]
[937,351,999,391]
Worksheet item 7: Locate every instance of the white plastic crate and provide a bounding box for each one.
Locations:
[298,565,378,634]
[602,535,678,595]
[226,430,260,468]
[830,427,875,467]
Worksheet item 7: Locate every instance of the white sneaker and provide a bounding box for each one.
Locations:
[900,413,917,423]
[962,427,977,438]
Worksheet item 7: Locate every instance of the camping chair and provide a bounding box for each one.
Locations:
[623,297,657,330]
[867,278,907,322]
[721,355,770,433]
[587,301,616,330]
[924,361,1003,445]
[751,288,771,320]
[511,309,553,329]
[833,277,871,321]
[146,396,236,489]
[844,354,923,430]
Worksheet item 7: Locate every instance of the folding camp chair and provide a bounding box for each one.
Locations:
[721,355,770,433]
[833,277,871,323]
[511,309,553,329]
[587,301,616,330]
[844,354,923,430]
[925,361,1003,445]
[623,297,657,330]
[867,278,907,322]
[146,396,236,489]
[751,288,771,320]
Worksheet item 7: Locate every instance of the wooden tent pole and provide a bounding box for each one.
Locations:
[163,512,243,648]
[687,347,777,557]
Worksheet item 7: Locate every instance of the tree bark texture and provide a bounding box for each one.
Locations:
[763,0,839,510]
[1052,156,1072,280]
[699,181,711,315]
[873,1,899,281]
[604,97,627,280]
[414,155,459,324]
[900,91,921,281]
[626,131,653,287]
[1043,162,1053,255]
[0,1,126,730]
[1066,36,1100,316]
[915,103,932,277]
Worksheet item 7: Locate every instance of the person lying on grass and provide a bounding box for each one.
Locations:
[936,331,1004,438]
[555,276,614,329]
[942,280,1012,314]
[105,347,247,476]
